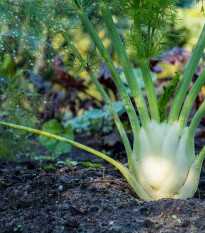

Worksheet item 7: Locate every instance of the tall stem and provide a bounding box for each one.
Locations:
[188,100,205,140]
[186,101,205,168]
[76,9,140,138]
[179,67,205,132]
[134,13,160,122]
[62,32,132,158]
[100,3,150,129]
[168,25,205,124]
[197,146,205,169]
[140,60,160,121]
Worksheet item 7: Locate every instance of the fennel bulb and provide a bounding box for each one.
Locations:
[130,121,201,200]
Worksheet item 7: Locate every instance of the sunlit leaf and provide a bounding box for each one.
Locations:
[39,119,74,154]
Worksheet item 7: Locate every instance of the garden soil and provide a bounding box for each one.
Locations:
[0,133,205,233]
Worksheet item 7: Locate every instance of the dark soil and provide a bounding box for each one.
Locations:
[0,132,205,233]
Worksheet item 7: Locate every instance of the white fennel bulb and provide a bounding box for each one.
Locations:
[130,121,201,200]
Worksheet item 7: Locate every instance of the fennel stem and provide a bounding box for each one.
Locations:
[188,100,205,140]
[140,59,160,122]
[76,9,140,139]
[169,25,205,124]
[62,32,132,158]
[179,67,205,132]
[100,3,150,129]
[133,10,160,122]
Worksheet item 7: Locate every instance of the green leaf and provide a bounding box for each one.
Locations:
[172,215,182,224]
[0,55,16,77]
[103,101,126,116]
[39,120,74,155]
[65,115,90,130]
[41,119,62,134]
[84,108,106,119]
[65,124,74,137]
[36,155,56,161]
[13,224,21,232]
[112,101,126,115]
[65,101,126,132]
[65,158,78,166]
[120,68,157,89]
[40,164,56,170]
[56,160,67,166]
[80,162,102,168]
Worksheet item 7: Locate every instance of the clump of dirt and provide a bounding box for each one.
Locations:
[0,160,205,233]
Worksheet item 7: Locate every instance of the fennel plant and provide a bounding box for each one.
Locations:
[0,0,205,201]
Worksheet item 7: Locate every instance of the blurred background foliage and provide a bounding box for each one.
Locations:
[0,0,204,161]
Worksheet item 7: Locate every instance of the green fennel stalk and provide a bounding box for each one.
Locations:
[179,68,205,132]
[168,25,205,123]
[75,7,141,140]
[132,9,160,121]
[62,32,132,159]
[99,3,151,128]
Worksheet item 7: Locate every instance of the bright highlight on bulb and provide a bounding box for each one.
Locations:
[141,156,173,190]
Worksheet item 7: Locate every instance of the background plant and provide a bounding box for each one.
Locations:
[0,57,42,160]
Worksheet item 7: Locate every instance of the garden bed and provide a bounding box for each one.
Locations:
[0,133,205,233]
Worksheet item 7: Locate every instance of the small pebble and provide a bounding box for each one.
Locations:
[58,185,63,191]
